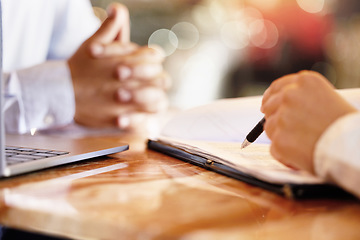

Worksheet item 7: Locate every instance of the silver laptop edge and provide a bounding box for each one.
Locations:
[0,1,6,176]
[7,144,129,177]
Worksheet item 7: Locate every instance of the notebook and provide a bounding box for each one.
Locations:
[0,4,129,177]
[148,137,351,199]
[147,96,358,199]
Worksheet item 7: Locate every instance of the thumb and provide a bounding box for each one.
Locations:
[90,3,130,44]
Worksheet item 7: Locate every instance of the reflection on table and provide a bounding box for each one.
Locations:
[0,133,359,240]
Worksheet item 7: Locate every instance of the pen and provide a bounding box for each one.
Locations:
[241,117,265,149]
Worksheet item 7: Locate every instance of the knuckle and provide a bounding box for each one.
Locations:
[282,89,293,103]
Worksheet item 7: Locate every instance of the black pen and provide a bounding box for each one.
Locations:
[241,117,265,149]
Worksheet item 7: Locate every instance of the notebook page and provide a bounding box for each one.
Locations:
[161,96,270,143]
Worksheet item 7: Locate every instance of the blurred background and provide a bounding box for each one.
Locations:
[91,0,360,109]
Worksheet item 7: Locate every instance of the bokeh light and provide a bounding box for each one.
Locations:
[220,21,249,49]
[171,22,200,50]
[249,19,279,49]
[208,0,227,24]
[296,0,325,13]
[192,4,220,33]
[86,0,360,107]
[148,29,178,56]
[239,7,263,25]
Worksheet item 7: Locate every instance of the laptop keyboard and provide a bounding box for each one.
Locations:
[5,146,69,165]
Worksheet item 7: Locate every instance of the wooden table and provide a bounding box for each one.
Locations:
[0,133,359,240]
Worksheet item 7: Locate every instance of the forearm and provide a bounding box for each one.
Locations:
[4,61,75,133]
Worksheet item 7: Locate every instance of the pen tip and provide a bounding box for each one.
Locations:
[241,139,251,149]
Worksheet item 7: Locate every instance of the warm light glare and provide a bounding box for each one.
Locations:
[148,29,178,56]
[296,0,325,13]
[30,128,37,136]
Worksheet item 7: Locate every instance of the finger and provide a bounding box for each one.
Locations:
[90,42,138,58]
[269,141,283,164]
[262,79,298,114]
[261,73,298,110]
[117,112,146,130]
[121,46,165,65]
[261,91,283,117]
[116,72,171,91]
[269,130,298,169]
[150,72,172,90]
[270,143,297,169]
[108,3,130,43]
[270,136,309,171]
[116,113,134,130]
[117,65,133,81]
[115,86,168,113]
[159,72,172,90]
[132,64,163,80]
[263,112,278,140]
[116,63,164,82]
[116,88,133,103]
[133,87,168,113]
[117,112,162,133]
[90,3,130,44]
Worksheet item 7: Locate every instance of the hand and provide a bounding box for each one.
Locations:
[67,3,170,130]
[261,71,357,173]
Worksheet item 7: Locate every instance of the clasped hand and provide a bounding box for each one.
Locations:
[68,3,170,130]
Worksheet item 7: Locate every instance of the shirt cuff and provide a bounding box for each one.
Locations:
[314,112,360,197]
[7,60,75,133]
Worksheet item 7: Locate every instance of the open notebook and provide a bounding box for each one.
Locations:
[148,96,360,199]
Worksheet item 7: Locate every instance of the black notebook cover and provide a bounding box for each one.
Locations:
[148,139,354,200]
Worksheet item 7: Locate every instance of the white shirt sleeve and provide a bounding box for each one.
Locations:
[47,0,101,60]
[2,0,100,134]
[4,61,75,134]
[314,112,360,198]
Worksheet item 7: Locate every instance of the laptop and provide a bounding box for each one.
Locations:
[0,4,129,177]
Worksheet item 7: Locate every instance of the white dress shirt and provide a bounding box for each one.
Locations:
[2,0,100,133]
